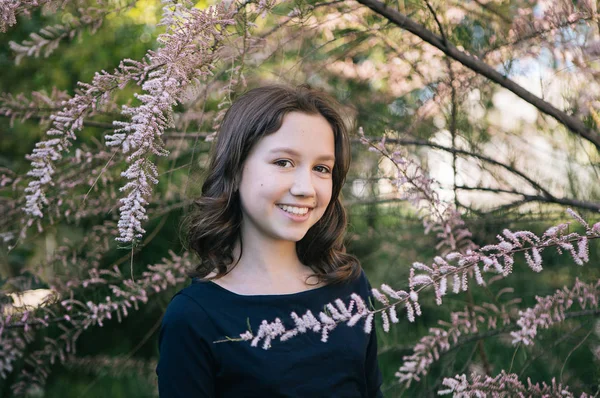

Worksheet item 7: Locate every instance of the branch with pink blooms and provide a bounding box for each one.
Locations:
[0,251,190,394]
[0,0,67,32]
[438,370,590,397]
[396,278,600,387]
[104,1,236,243]
[358,128,478,256]
[17,0,274,245]
[8,1,138,65]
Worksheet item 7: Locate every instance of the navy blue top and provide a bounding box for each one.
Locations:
[156,269,384,397]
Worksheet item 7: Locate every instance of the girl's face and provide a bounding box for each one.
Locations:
[237,111,336,244]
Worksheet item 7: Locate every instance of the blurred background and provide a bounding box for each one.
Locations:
[1,0,599,396]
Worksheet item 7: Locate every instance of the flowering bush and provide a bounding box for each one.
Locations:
[1,0,599,396]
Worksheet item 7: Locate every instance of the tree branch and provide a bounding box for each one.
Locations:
[366,136,554,198]
[353,0,600,152]
[456,185,600,212]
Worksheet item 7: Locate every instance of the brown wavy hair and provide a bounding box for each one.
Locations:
[183,84,361,286]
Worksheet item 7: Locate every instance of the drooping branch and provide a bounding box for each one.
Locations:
[511,278,599,346]
[353,0,600,152]
[439,370,590,397]
[397,279,600,386]
[0,0,66,32]
[8,0,137,65]
[363,134,600,213]
[360,130,478,255]
[102,1,237,243]
[20,61,148,228]
[396,301,515,386]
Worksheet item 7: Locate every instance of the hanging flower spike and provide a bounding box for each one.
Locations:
[510,279,600,346]
[105,1,236,243]
[439,371,586,397]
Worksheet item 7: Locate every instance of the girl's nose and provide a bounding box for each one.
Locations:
[289,168,316,197]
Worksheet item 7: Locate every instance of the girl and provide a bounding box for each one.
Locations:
[156,85,383,397]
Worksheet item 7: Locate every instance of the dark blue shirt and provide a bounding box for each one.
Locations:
[156,269,384,397]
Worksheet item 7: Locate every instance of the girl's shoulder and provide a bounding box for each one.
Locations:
[160,291,217,339]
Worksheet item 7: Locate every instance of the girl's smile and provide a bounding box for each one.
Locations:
[277,204,313,221]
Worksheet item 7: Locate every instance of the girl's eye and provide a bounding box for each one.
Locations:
[314,165,331,174]
[274,159,293,168]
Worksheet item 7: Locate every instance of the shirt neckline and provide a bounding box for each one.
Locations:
[195,278,331,299]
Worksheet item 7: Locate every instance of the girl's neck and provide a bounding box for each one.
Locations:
[207,238,322,296]
[230,238,309,281]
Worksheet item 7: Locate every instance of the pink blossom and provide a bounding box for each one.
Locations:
[439,371,589,397]
[510,279,599,346]
[105,1,235,242]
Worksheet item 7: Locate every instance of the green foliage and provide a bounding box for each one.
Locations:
[2,0,600,396]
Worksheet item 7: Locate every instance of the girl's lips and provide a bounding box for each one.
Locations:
[277,205,312,222]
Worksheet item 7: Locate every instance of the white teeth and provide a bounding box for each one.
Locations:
[278,205,309,215]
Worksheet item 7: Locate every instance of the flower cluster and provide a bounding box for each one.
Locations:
[0,0,58,32]
[239,293,373,349]
[0,327,32,379]
[105,0,235,243]
[396,301,514,386]
[511,278,599,346]
[22,61,141,225]
[404,210,598,311]
[10,13,96,64]
[59,251,188,329]
[439,371,589,397]
[396,276,600,387]
[8,1,126,65]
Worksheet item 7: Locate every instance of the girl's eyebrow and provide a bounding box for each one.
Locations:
[268,147,335,162]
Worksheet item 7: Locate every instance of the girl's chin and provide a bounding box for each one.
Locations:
[270,226,311,242]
